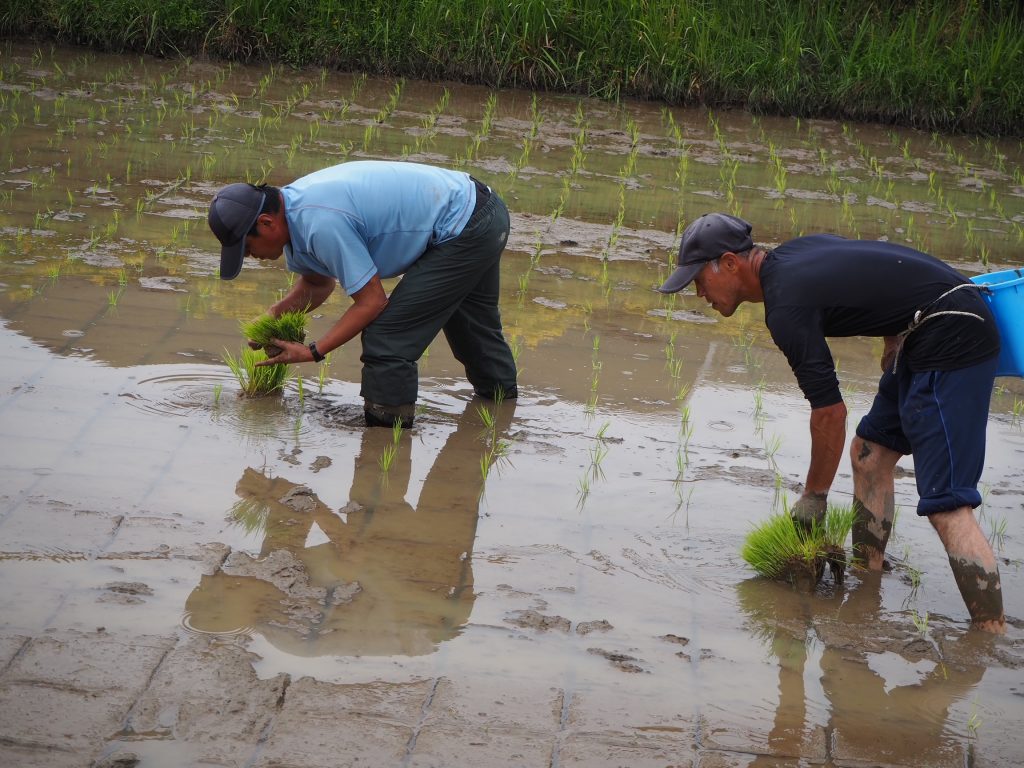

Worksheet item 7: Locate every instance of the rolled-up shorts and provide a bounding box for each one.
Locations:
[855,355,998,516]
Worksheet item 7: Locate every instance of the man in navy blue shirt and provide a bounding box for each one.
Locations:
[658,213,1004,633]
[207,161,518,428]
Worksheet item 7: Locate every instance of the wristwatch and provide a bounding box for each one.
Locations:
[308,341,325,362]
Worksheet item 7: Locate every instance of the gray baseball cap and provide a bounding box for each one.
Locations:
[657,213,753,293]
[208,183,266,280]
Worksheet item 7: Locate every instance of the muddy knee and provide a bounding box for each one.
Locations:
[850,436,890,478]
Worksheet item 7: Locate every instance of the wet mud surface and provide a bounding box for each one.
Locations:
[1,42,1024,767]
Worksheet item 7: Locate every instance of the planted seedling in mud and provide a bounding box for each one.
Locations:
[911,608,930,639]
[223,346,292,397]
[316,356,331,393]
[741,503,857,591]
[378,419,403,476]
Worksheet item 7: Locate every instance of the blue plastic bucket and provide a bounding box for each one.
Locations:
[970,267,1024,378]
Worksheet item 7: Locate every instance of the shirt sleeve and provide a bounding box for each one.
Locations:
[766,306,843,409]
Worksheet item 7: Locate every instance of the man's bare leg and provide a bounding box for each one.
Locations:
[929,507,1005,634]
[849,436,900,570]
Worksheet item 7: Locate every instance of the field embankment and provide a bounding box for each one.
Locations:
[2,0,1022,135]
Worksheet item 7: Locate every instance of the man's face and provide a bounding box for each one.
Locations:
[693,257,742,317]
[244,215,287,261]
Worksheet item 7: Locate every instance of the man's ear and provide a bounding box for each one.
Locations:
[720,251,739,272]
[255,211,281,235]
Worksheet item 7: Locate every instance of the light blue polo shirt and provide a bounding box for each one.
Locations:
[281,161,476,295]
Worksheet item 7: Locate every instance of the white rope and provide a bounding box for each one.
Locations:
[890,283,987,373]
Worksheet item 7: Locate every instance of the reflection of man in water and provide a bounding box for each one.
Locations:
[658,213,1004,633]
[185,400,515,656]
[737,577,987,766]
[206,161,518,428]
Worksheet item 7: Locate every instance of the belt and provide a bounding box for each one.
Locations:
[470,177,491,217]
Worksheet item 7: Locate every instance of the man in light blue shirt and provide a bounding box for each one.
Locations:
[208,161,518,427]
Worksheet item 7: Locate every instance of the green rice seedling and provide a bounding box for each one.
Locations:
[588,441,609,478]
[741,512,820,587]
[378,420,404,475]
[479,439,511,486]
[988,516,1008,553]
[576,473,591,508]
[379,442,398,473]
[223,346,291,397]
[911,608,930,638]
[741,503,856,590]
[240,310,307,356]
[316,357,331,393]
[967,698,982,738]
[476,404,496,431]
[213,383,223,405]
[763,433,782,470]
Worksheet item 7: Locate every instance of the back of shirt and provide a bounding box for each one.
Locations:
[283,161,475,295]
[760,234,999,408]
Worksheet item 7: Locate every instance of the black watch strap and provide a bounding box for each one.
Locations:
[308,341,325,362]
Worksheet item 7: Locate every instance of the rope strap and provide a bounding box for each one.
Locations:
[891,283,987,373]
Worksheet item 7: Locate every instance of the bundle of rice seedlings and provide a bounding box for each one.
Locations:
[741,503,856,590]
[223,345,292,397]
[240,310,307,357]
[822,503,857,583]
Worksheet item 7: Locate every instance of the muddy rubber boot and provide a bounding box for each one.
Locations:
[364,400,415,429]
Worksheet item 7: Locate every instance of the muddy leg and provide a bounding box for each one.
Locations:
[849,436,899,569]
[929,507,1005,634]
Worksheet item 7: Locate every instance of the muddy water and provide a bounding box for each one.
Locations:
[1,42,1023,766]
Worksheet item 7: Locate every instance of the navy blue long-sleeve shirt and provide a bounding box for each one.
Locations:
[760,235,1000,408]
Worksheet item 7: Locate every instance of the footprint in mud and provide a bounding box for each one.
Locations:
[588,647,646,673]
[310,455,332,472]
[505,609,571,633]
[504,611,614,635]
[98,581,153,604]
[576,619,613,635]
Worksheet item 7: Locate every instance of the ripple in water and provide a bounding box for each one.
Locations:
[124,367,342,447]
[180,611,254,638]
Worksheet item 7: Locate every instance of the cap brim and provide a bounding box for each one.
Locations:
[219,238,246,280]
[657,262,704,294]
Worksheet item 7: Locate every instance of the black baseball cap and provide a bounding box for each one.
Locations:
[208,183,266,280]
[657,213,754,293]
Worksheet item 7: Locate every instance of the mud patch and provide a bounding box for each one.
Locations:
[587,647,646,673]
[505,609,571,633]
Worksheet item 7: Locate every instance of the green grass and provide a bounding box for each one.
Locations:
[741,503,857,584]
[5,1,1022,134]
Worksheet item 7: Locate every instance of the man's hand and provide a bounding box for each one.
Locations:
[254,338,314,366]
[791,492,828,533]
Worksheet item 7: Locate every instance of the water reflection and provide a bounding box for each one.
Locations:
[184,398,515,656]
[737,576,988,766]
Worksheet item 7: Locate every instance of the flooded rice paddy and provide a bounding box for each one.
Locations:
[1,42,1024,766]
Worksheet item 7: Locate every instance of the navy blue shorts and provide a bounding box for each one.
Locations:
[855,356,997,516]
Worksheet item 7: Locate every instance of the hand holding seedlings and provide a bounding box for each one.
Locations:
[254,337,316,367]
[791,492,828,533]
